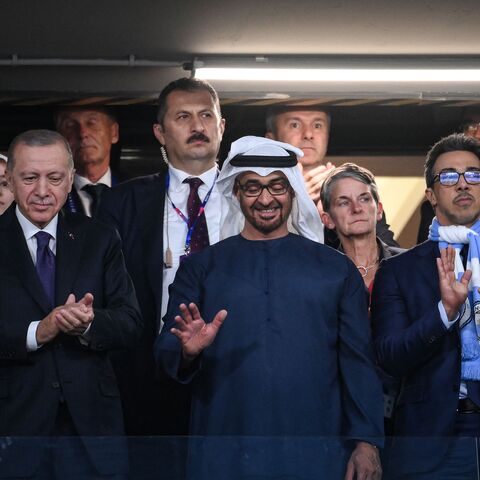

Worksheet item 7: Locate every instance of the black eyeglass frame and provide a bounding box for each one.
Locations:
[235,178,291,197]
[431,169,480,187]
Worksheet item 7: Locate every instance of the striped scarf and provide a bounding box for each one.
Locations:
[429,218,480,381]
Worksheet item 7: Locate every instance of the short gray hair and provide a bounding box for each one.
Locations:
[320,162,379,212]
[7,129,73,171]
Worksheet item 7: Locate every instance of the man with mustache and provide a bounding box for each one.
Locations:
[372,133,480,479]
[55,106,122,217]
[97,78,226,444]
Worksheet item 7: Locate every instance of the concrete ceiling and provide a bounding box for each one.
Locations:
[1,0,480,101]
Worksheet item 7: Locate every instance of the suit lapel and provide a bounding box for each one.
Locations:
[55,212,85,305]
[415,240,441,299]
[140,174,166,310]
[1,206,52,314]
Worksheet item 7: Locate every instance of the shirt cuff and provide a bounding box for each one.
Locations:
[438,301,459,329]
[78,323,92,346]
[26,321,41,351]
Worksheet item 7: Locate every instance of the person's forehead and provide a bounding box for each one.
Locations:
[58,108,113,123]
[331,177,371,197]
[14,143,70,169]
[277,110,328,123]
[238,170,287,182]
[166,89,218,112]
[434,150,480,172]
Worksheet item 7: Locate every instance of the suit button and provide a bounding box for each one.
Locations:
[51,382,60,389]
[96,344,104,350]
[428,336,436,344]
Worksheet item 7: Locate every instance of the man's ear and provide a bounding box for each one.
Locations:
[425,187,437,209]
[320,211,336,230]
[265,131,275,140]
[153,123,165,145]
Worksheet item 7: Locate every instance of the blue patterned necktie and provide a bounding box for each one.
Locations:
[184,178,210,253]
[35,231,55,307]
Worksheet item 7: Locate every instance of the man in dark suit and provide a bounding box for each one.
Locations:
[55,106,122,217]
[0,129,142,478]
[372,133,480,479]
[97,78,225,441]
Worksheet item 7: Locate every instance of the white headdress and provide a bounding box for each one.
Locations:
[217,136,324,243]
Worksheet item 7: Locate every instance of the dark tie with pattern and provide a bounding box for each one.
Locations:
[35,231,55,307]
[82,183,109,217]
[184,178,210,254]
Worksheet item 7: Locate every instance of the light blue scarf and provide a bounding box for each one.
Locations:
[429,218,480,381]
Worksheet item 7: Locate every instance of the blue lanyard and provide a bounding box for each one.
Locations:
[166,171,218,255]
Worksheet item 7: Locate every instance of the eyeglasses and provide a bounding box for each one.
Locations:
[235,178,290,197]
[432,169,480,187]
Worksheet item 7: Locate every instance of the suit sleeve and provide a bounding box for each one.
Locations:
[338,259,384,445]
[371,258,450,378]
[86,227,143,351]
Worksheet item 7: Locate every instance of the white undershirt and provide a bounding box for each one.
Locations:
[161,164,223,324]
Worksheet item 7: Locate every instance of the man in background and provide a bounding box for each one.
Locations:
[55,106,121,217]
[265,106,398,247]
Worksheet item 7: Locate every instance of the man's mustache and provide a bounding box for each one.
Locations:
[187,133,210,144]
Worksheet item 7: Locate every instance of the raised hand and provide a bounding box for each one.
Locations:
[170,302,227,362]
[298,161,335,204]
[437,245,472,321]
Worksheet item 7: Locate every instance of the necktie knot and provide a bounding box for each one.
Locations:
[184,177,203,192]
[35,231,52,249]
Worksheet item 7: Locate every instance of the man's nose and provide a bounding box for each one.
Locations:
[191,115,205,132]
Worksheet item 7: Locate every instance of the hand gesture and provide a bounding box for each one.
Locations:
[54,293,95,336]
[345,442,382,480]
[437,246,471,321]
[298,161,335,204]
[171,303,227,362]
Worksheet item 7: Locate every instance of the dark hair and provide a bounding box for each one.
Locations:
[320,162,379,213]
[7,129,73,171]
[265,106,331,135]
[53,106,118,129]
[425,133,480,187]
[156,77,221,125]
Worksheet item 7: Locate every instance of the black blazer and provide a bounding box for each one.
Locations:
[0,204,142,475]
[97,172,173,435]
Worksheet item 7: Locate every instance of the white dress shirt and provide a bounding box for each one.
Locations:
[74,168,112,217]
[161,164,223,322]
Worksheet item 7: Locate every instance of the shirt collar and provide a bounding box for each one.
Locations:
[168,164,218,192]
[15,205,58,241]
[74,168,112,190]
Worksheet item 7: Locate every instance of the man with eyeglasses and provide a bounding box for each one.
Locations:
[372,133,480,479]
[156,136,383,480]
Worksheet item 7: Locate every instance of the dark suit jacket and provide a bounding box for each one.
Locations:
[0,204,142,476]
[371,240,461,474]
[97,172,179,435]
